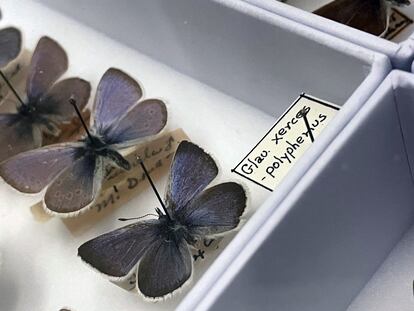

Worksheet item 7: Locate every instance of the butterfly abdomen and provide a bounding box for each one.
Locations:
[81,134,130,170]
[98,146,130,170]
[157,215,192,244]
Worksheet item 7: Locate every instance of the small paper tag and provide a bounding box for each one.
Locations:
[191,238,221,263]
[384,8,413,40]
[232,94,339,191]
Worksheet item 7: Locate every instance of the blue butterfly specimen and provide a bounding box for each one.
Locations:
[0,36,91,162]
[78,141,246,300]
[0,68,167,217]
[0,26,21,68]
[314,0,410,36]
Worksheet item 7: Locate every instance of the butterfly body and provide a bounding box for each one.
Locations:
[155,209,196,245]
[78,141,247,299]
[17,102,38,116]
[15,102,60,135]
[79,135,131,171]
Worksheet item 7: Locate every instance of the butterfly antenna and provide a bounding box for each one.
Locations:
[69,97,94,143]
[137,156,172,220]
[118,213,158,222]
[0,70,25,107]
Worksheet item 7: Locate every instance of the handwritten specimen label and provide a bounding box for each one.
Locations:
[232,94,339,191]
[384,8,413,41]
[31,128,189,235]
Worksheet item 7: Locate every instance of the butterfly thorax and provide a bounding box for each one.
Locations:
[17,102,36,116]
[81,135,130,170]
[157,213,194,244]
[17,102,60,135]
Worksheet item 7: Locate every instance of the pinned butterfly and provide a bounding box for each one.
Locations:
[0,36,91,162]
[314,0,411,36]
[78,141,247,299]
[0,67,167,217]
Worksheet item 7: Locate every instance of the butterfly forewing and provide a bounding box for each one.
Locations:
[26,36,68,102]
[44,154,103,215]
[0,27,21,68]
[314,0,388,36]
[165,141,218,213]
[0,142,84,193]
[105,99,167,147]
[137,235,192,299]
[92,68,142,136]
[176,182,246,237]
[78,220,161,278]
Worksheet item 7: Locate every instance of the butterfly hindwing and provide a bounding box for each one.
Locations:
[92,68,142,136]
[105,98,167,148]
[26,36,68,102]
[44,153,103,216]
[349,0,387,36]
[78,220,161,278]
[0,142,84,193]
[0,27,21,68]
[36,77,91,121]
[137,235,192,299]
[165,141,218,213]
[0,114,42,163]
[314,0,369,21]
[175,182,246,237]
[314,0,388,36]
